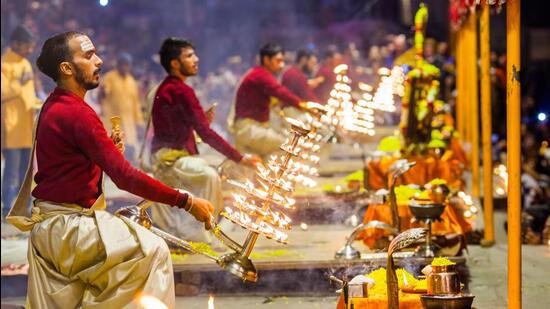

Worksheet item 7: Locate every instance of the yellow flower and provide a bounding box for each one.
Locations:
[431,257,456,266]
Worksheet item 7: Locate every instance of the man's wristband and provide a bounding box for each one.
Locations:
[186,194,194,213]
[176,189,194,212]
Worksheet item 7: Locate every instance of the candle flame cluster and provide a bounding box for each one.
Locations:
[494,164,508,197]
[322,64,376,136]
[222,119,311,244]
[457,191,478,219]
[277,115,323,187]
[359,66,405,113]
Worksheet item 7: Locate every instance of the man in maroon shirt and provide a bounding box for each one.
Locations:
[231,43,307,156]
[151,37,260,243]
[7,32,213,308]
[282,49,321,103]
[278,50,326,126]
[314,45,343,103]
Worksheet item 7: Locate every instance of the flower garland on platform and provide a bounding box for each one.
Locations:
[400,4,457,153]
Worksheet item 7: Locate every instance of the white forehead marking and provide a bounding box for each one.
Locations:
[78,37,94,52]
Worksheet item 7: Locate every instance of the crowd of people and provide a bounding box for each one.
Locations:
[2,9,547,218]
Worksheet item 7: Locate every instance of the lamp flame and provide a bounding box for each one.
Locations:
[135,293,168,309]
[208,294,214,309]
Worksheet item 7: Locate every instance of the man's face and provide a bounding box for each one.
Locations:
[13,41,35,58]
[175,47,199,77]
[305,55,318,74]
[394,35,406,52]
[64,35,103,90]
[263,52,285,74]
[424,44,434,58]
[437,42,448,55]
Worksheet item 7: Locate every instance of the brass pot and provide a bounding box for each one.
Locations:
[427,264,461,295]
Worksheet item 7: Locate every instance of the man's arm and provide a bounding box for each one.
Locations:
[282,69,319,103]
[180,88,244,163]
[74,108,190,207]
[295,72,320,102]
[307,76,325,89]
[259,71,302,108]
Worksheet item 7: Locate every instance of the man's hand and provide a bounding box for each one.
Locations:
[308,76,325,88]
[188,197,215,230]
[205,103,217,124]
[240,154,262,168]
[111,130,125,154]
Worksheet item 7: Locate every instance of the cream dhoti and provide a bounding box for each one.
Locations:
[233,118,286,158]
[22,196,175,309]
[151,148,222,242]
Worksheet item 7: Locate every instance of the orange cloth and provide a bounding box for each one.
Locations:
[359,201,471,249]
[366,155,400,189]
[336,293,423,309]
[366,150,466,191]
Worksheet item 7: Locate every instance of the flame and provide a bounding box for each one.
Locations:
[224,114,315,244]
[135,294,168,309]
[333,64,349,74]
[494,164,508,188]
[245,179,255,190]
[360,65,404,113]
[208,295,214,309]
[310,155,320,164]
[325,65,377,136]
[378,67,391,75]
[274,229,289,243]
[232,193,245,204]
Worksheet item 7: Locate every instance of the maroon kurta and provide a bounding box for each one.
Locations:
[235,66,301,123]
[314,64,336,103]
[33,88,189,208]
[281,66,319,104]
[152,76,242,162]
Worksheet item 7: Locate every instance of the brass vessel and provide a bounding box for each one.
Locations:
[427,264,461,295]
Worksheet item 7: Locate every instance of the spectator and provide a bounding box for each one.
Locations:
[1,26,40,217]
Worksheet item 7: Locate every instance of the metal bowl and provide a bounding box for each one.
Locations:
[409,200,446,221]
[421,294,475,309]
